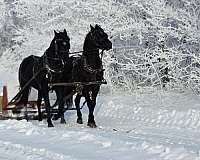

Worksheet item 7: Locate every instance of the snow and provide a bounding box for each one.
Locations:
[0,0,200,159]
[0,87,200,159]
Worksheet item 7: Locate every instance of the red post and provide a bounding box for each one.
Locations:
[2,86,8,111]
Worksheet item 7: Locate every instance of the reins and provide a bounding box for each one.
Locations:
[69,49,98,55]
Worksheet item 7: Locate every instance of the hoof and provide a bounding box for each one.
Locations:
[48,123,54,127]
[47,119,54,127]
[77,119,83,124]
[87,122,97,128]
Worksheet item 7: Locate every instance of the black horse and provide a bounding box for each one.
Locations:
[55,24,112,128]
[16,29,71,127]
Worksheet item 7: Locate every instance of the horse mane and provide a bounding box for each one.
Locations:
[83,32,93,54]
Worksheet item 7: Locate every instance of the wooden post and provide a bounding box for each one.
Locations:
[2,86,8,112]
[0,96,2,114]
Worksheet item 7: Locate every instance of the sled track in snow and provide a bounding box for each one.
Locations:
[0,140,71,160]
[0,119,199,160]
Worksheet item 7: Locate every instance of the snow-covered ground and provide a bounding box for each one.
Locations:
[0,87,200,160]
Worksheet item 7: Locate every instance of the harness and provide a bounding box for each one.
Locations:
[71,49,105,75]
[43,52,64,73]
[44,39,69,72]
[42,39,69,81]
[69,49,106,97]
[82,50,105,74]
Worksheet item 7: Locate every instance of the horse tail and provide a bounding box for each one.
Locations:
[15,87,31,106]
[54,87,74,109]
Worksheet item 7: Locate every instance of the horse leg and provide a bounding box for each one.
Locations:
[42,83,54,127]
[22,87,30,121]
[52,88,60,121]
[37,90,43,121]
[75,94,83,124]
[58,87,66,124]
[85,93,97,128]
[52,87,66,124]
[59,100,66,124]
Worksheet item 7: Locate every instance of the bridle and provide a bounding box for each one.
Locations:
[43,38,69,74]
[54,38,70,55]
[78,31,108,75]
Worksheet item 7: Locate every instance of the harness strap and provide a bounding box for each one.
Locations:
[82,50,105,74]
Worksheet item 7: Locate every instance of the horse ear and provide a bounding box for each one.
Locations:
[90,25,95,31]
[95,24,100,29]
[63,29,67,35]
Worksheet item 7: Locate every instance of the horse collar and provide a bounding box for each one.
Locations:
[82,51,104,74]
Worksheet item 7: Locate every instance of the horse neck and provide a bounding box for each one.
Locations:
[41,46,55,67]
[45,41,56,57]
[83,36,101,68]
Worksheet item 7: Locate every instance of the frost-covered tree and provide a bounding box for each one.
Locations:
[104,0,200,93]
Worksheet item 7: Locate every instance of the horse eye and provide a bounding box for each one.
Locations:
[62,42,67,46]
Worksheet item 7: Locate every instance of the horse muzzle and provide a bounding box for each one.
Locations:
[104,41,112,51]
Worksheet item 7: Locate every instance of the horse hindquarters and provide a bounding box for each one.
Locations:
[16,56,34,107]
